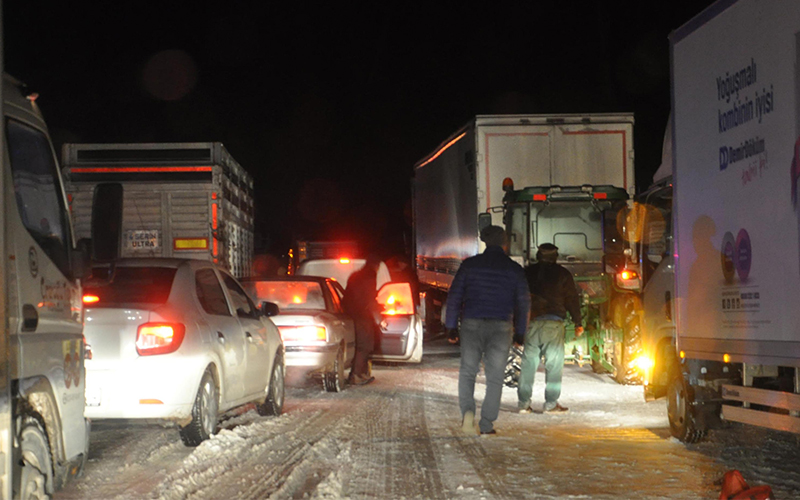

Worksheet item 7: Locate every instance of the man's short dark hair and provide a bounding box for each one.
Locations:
[536,243,558,263]
[480,225,505,247]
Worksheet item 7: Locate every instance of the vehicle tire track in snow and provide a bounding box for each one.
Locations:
[341,373,448,499]
[155,408,345,499]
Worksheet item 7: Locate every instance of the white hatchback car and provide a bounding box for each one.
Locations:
[82,258,285,446]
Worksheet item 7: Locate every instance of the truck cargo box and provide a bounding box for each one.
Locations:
[62,142,254,277]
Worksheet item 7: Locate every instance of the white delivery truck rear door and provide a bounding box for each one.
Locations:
[475,115,634,228]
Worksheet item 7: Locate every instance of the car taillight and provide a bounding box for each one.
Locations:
[376,282,414,316]
[278,325,327,343]
[615,269,640,290]
[136,323,186,356]
[83,294,100,304]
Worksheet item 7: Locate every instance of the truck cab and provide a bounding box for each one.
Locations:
[631,177,677,400]
[0,75,91,497]
[497,182,634,374]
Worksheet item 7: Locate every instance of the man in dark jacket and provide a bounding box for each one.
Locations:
[517,243,583,413]
[445,225,530,435]
[343,255,382,385]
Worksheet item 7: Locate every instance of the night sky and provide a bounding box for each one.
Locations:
[5,1,716,260]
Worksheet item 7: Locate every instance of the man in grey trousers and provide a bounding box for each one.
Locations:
[445,225,530,435]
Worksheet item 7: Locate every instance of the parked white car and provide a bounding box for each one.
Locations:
[242,276,355,392]
[82,258,285,446]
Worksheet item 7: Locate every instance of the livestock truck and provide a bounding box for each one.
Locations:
[413,114,638,363]
[61,142,255,278]
[659,0,800,442]
[0,74,92,497]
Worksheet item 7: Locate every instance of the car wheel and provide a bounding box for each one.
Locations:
[180,369,218,447]
[19,416,52,500]
[667,369,706,443]
[258,353,285,416]
[324,347,346,393]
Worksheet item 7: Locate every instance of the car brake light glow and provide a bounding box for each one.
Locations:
[376,282,414,316]
[339,258,351,264]
[136,323,186,356]
[278,325,327,343]
[82,294,100,304]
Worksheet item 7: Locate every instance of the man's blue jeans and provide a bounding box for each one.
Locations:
[517,319,565,410]
[459,318,513,433]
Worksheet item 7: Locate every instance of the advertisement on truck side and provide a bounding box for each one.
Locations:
[673,1,800,359]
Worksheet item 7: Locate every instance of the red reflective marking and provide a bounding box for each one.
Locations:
[70,166,213,173]
[213,238,218,257]
[212,203,218,230]
[533,194,547,201]
[593,192,608,199]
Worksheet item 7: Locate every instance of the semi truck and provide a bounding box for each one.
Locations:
[61,142,255,278]
[413,114,636,348]
[660,0,800,442]
[0,74,91,497]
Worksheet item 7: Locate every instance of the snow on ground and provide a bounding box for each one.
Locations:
[55,341,800,499]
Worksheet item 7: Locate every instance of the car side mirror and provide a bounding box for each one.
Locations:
[72,238,92,281]
[260,301,280,317]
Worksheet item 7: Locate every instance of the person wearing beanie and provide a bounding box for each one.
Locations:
[445,225,530,435]
[517,243,583,414]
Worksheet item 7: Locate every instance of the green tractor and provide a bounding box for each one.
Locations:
[492,181,643,385]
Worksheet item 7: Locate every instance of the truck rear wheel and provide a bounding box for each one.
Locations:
[19,416,53,500]
[667,371,706,443]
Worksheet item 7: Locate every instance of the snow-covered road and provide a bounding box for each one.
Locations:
[55,342,800,499]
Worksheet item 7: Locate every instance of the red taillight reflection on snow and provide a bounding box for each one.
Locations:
[376,283,414,316]
[136,323,186,356]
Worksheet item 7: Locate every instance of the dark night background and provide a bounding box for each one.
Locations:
[4,1,716,262]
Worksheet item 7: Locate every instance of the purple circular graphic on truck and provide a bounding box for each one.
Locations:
[735,228,752,281]
[721,232,736,284]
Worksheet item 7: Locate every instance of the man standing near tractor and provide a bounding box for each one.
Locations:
[517,243,584,414]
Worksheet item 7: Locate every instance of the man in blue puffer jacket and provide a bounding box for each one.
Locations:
[445,225,530,436]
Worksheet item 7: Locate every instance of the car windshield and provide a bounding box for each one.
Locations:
[84,267,177,306]
[244,281,326,311]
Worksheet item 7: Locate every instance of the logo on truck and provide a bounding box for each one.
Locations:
[62,340,82,389]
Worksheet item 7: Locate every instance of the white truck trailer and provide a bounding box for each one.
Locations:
[413,114,635,334]
[665,0,800,441]
[0,74,91,497]
[61,142,255,278]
